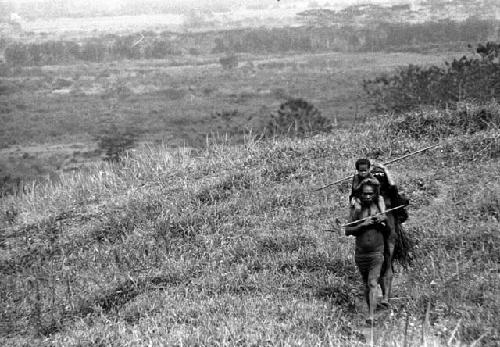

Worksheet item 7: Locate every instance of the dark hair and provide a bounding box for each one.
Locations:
[355,158,371,170]
[360,177,380,195]
[371,166,389,187]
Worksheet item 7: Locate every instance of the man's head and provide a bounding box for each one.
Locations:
[355,158,371,179]
[360,178,380,205]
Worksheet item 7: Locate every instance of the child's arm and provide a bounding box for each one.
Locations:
[351,174,362,196]
[348,205,358,222]
[377,195,386,213]
[350,196,356,206]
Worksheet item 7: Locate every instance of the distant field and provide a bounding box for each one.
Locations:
[0,50,466,180]
[18,8,308,36]
[21,14,184,35]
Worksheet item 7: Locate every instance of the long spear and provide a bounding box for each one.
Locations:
[324,204,408,233]
[312,144,440,192]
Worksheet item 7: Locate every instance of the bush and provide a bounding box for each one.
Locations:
[219,54,238,70]
[0,79,18,95]
[363,43,500,113]
[387,102,500,140]
[95,124,141,162]
[0,174,23,197]
[52,78,73,90]
[264,98,332,137]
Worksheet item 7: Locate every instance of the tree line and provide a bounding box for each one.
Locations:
[4,35,182,66]
[3,18,498,66]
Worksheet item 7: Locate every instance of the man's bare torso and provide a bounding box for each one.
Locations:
[353,203,385,254]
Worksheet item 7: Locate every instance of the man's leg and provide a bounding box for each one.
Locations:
[379,254,393,307]
[367,258,383,322]
[363,274,370,308]
[356,260,372,315]
[380,214,396,306]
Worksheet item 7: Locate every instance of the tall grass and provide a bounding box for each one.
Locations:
[1,104,499,346]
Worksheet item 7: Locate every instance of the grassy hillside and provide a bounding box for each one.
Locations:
[0,102,499,346]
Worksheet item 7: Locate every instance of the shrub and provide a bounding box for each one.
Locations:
[4,43,31,65]
[188,48,200,55]
[104,79,133,99]
[387,102,500,140]
[0,79,18,95]
[363,43,500,113]
[265,98,332,137]
[52,78,73,90]
[219,54,238,70]
[95,124,141,162]
[0,174,23,197]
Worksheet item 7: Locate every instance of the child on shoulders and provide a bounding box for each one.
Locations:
[350,158,386,215]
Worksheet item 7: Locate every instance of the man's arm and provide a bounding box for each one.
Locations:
[345,207,375,236]
[345,218,375,236]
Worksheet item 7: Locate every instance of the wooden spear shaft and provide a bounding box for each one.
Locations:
[324,204,408,233]
[313,143,440,192]
[379,143,440,166]
[341,204,407,227]
[312,173,353,192]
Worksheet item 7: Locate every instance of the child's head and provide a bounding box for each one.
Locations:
[355,158,371,178]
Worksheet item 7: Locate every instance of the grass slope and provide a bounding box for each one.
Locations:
[0,103,499,346]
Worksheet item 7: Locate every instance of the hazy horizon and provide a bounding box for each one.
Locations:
[1,0,416,18]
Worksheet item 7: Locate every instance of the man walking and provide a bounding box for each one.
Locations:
[345,178,388,324]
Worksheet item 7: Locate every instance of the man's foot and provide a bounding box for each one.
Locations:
[365,317,376,325]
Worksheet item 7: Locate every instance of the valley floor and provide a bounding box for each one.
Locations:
[0,50,465,181]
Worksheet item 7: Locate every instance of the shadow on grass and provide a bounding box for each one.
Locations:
[194,172,252,205]
[22,274,185,337]
[279,252,356,274]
